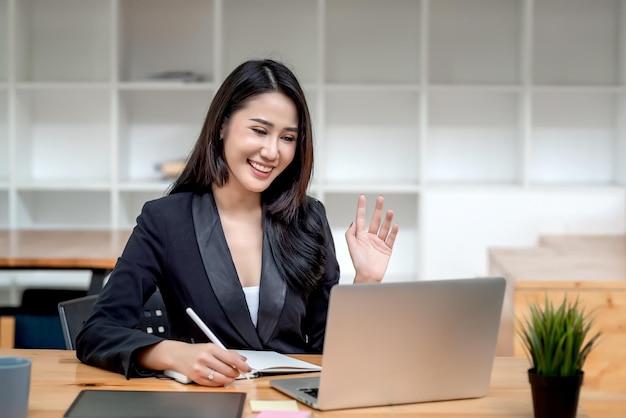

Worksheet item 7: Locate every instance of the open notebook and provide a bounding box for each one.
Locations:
[237,350,320,378]
[164,350,320,383]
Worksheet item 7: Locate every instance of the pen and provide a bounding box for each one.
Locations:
[185,307,251,379]
[186,307,227,350]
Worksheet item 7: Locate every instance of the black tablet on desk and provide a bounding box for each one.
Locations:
[63,390,246,418]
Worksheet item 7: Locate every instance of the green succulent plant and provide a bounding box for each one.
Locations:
[518,296,601,377]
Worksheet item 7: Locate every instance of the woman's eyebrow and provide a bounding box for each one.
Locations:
[249,118,298,132]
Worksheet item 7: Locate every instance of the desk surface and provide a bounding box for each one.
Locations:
[489,235,626,284]
[538,235,626,255]
[0,230,131,270]
[0,349,589,418]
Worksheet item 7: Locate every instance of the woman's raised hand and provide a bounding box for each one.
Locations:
[345,195,398,283]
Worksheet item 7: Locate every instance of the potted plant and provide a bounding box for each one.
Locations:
[517,296,601,418]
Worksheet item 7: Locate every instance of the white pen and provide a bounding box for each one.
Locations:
[186,307,227,350]
[185,307,250,379]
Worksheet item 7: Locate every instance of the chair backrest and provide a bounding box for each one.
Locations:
[57,291,169,350]
[0,288,87,349]
[57,294,98,350]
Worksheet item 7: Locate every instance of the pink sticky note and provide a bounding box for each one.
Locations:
[256,411,311,418]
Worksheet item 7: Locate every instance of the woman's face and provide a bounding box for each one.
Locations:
[221,92,298,195]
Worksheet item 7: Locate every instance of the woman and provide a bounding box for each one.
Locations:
[76,59,398,386]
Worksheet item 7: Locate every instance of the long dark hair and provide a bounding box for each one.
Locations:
[170,60,325,294]
[169,59,314,222]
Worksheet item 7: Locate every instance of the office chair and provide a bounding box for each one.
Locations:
[0,288,87,349]
[57,291,169,350]
[57,294,97,350]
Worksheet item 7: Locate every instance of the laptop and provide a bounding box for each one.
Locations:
[270,276,506,411]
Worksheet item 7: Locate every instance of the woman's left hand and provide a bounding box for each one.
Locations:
[345,195,398,283]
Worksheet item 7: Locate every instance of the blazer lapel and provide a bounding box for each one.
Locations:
[257,224,287,345]
[192,193,263,349]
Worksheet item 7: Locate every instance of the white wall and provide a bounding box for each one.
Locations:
[421,188,626,280]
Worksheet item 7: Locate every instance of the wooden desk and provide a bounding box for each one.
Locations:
[489,235,626,395]
[0,349,592,417]
[538,235,626,255]
[0,230,131,294]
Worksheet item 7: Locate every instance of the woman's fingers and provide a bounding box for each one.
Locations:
[367,195,384,235]
[355,194,367,234]
[210,346,250,378]
[202,368,230,386]
[358,195,396,245]
[377,209,394,242]
[385,222,399,249]
[191,345,250,386]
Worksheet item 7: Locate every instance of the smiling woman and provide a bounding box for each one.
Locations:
[219,92,298,195]
[75,59,399,387]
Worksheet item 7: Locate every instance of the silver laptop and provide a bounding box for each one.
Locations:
[270,277,506,411]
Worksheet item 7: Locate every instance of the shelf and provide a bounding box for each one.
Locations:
[118,0,214,83]
[325,0,421,84]
[15,0,111,82]
[15,181,111,191]
[14,89,111,183]
[0,0,7,83]
[15,82,110,90]
[424,181,524,189]
[429,84,522,93]
[15,190,111,229]
[0,89,7,183]
[117,89,210,182]
[118,190,166,229]
[531,85,624,93]
[0,190,7,228]
[325,83,421,92]
[530,90,619,185]
[426,90,521,184]
[526,183,626,191]
[118,181,173,192]
[533,0,621,85]
[223,0,318,84]
[118,82,214,91]
[619,95,626,186]
[319,182,421,194]
[323,90,420,183]
[429,0,521,84]
[0,0,624,283]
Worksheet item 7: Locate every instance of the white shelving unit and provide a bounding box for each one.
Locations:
[1,0,625,284]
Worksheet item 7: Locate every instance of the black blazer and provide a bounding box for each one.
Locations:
[76,192,340,378]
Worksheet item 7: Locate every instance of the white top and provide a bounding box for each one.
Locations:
[243,285,260,327]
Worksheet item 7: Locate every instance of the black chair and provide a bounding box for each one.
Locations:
[57,291,169,350]
[0,288,87,349]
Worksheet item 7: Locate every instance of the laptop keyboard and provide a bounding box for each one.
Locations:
[298,387,319,399]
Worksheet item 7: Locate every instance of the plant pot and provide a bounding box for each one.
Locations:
[528,369,584,418]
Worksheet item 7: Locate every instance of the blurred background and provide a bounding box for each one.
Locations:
[0,0,625,304]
